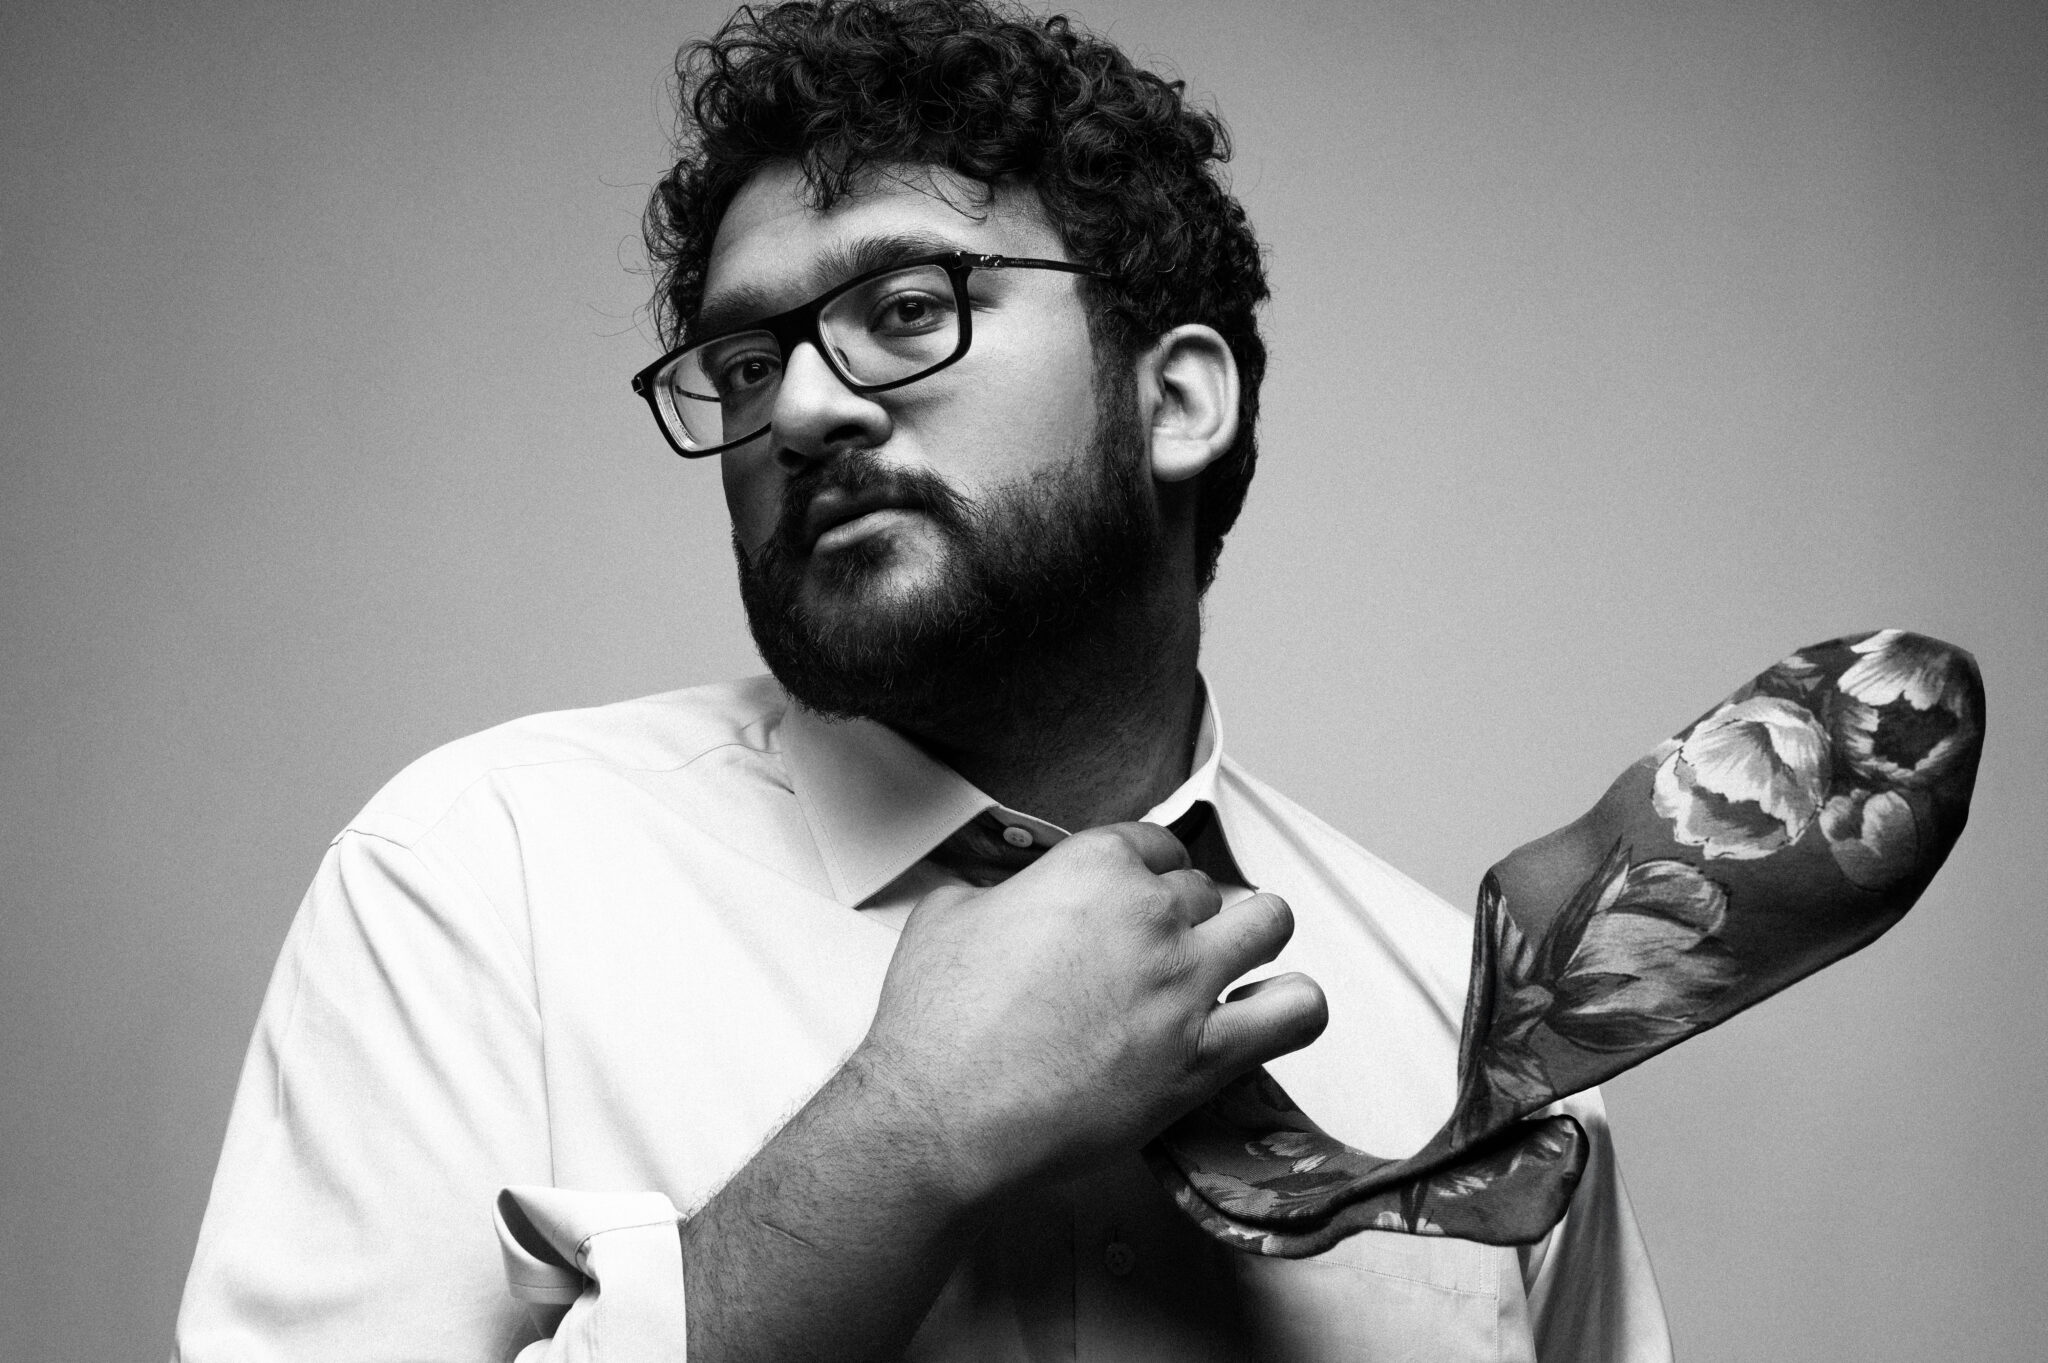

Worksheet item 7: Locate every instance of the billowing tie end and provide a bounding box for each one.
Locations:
[1154,630,1982,1260]
[1476,629,1984,1116]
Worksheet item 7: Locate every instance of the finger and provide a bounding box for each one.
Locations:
[1092,820,1191,875]
[1195,971,1329,1076]
[1187,891,1294,994]
[1156,866,1222,927]
[1222,973,1289,1003]
[910,883,978,916]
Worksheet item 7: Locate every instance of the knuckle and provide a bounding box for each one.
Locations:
[1188,1010,1232,1073]
[1067,826,1135,870]
[1095,822,1147,849]
[1111,819,1179,862]
[1147,937,1199,991]
[1129,878,1181,931]
[913,884,974,917]
[1163,868,1218,914]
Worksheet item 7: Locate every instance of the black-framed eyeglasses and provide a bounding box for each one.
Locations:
[630,251,1105,458]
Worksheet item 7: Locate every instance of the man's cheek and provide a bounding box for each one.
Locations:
[720,455,783,553]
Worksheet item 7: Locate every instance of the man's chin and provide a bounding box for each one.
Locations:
[795,536,951,615]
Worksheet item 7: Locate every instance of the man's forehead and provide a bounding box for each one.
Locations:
[700,161,1065,319]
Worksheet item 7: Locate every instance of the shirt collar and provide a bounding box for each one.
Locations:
[780,683,1234,906]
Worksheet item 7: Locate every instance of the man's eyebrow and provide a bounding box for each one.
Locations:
[691,230,976,340]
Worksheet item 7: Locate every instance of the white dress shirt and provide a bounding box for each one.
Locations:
[173,677,1672,1361]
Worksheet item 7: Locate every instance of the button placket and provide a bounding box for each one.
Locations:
[1100,1212,1136,1278]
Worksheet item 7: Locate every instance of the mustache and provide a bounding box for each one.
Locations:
[769,450,972,557]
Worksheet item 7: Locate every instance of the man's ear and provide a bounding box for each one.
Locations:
[1134,324,1240,484]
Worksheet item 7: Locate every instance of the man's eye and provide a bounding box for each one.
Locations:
[703,348,782,398]
[868,290,953,335]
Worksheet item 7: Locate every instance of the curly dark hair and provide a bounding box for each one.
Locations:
[645,0,1269,587]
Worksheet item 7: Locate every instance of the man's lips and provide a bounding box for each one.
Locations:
[798,486,920,550]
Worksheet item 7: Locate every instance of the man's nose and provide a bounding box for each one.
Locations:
[769,341,891,468]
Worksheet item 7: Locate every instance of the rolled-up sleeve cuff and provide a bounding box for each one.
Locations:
[496,1186,688,1362]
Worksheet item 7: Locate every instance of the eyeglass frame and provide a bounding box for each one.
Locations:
[630,250,1108,459]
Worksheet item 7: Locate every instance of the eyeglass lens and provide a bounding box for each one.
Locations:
[654,262,963,451]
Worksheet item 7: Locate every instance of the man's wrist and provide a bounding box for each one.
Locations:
[836,1040,1011,1218]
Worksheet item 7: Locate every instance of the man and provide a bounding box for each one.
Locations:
[175,1,1671,1358]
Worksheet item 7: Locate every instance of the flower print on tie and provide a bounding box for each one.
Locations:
[1650,697,1831,860]
[1833,629,1980,788]
[1459,850,1739,1144]
[1655,629,1981,889]
[1819,630,1980,888]
[1148,629,1984,1258]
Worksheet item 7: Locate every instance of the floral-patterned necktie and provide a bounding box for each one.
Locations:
[1148,629,1984,1257]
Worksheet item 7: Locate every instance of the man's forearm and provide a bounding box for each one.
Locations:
[679,1048,992,1363]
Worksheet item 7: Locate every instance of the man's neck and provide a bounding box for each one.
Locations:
[905,608,1205,833]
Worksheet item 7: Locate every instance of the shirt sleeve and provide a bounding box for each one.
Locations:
[1518,1089,1674,1362]
[172,826,616,1361]
[495,1186,690,1363]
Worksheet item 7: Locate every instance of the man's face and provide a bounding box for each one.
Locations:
[701,162,1164,725]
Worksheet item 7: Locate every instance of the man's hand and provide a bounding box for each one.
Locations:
[678,822,1324,1363]
[856,821,1328,1205]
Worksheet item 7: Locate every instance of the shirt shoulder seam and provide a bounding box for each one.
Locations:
[343,734,783,852]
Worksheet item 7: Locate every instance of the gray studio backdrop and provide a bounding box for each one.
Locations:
[5,1,2044,1359]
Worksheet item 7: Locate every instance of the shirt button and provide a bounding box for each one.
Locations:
[1103,1241,1136,1277]
[1001,825,1035,848]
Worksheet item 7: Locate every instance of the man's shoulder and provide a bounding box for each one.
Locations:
[344,675,792,848]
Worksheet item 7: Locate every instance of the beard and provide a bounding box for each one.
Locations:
[734,381,1167,739]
